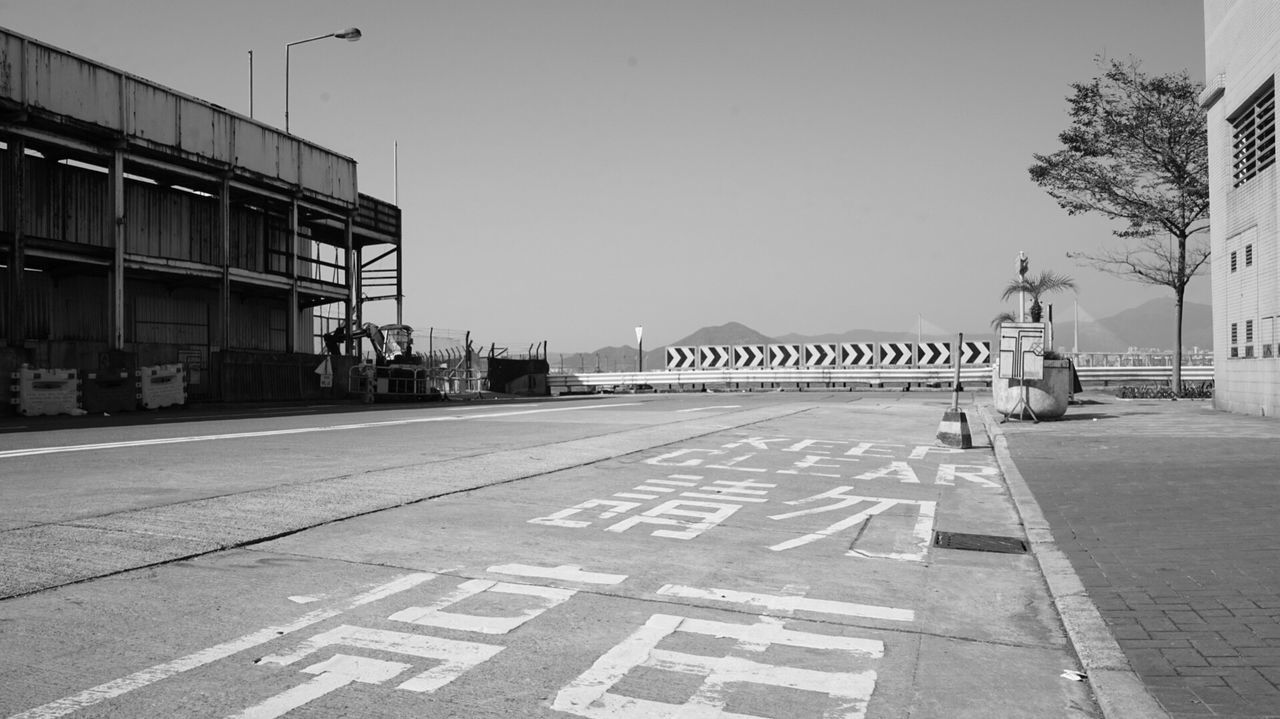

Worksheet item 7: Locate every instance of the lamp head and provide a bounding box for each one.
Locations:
[335,27,362,41]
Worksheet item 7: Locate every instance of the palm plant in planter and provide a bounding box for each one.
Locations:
[992,270,1077,420]
[1000,270,1076,323]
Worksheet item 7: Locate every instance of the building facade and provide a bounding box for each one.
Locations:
[0,27,401,407]
[1203,0,1280,415]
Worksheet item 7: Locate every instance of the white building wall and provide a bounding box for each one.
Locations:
[1204,0,1280,415]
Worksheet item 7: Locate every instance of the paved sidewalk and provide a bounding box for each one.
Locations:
[988,392,1280,719]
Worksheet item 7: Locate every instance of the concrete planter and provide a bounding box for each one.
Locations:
[991,359,1071,420]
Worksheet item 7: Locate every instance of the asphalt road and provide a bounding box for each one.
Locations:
[1,392,1098,718]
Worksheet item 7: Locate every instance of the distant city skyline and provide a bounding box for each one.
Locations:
[0,0,1209,352]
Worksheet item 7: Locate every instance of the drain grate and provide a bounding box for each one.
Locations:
[933,531,1029,554]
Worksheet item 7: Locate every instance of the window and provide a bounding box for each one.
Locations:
[1231,251,1239,272]
[1231,79,1276,187]
[1231,322,1239,358]
[1245,320,1255,358]
[1246,244,1254,267]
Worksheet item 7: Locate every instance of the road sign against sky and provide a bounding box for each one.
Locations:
[0,0,1207,352]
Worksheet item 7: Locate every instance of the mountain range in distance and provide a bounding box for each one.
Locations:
[552,298,1213,371]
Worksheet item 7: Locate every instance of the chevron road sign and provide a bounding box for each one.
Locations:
[700,345,732,369]
[960,341,992,365]
[805,343,839,367]
[769,344,803,368]
[840,343,875,367]
[879,342,913,366]
[665,346,698,370]
[916,342,951,366]
[734,345,767,369]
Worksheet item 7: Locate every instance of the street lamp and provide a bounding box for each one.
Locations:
[285,27,362,133]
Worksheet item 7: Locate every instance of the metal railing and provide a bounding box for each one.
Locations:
[547,365,1215,393]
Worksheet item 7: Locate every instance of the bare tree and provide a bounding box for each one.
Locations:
[1029,57,1209,393]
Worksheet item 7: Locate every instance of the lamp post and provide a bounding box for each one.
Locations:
[285,27,362,133]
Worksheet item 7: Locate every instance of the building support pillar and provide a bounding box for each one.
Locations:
[109,149,126,351]
[217,176,231,353]
[4,137,26,348]
[344,213,356,356]
[287,198,298,353]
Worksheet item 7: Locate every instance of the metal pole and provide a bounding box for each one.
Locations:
[285,44,290,132]
[951,332,964,411]
[248,50,254,118]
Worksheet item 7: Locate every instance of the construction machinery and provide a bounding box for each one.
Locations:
[323,322,443,402]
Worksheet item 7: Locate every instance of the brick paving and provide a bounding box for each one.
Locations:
[998,394,1280,719]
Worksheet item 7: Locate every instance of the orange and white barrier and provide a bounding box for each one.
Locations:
[9,367,82,416]
[139,364,186,409]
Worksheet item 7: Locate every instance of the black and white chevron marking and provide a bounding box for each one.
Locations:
[960,341,992,365]
[666,346,698,370]
[734,345,767,369]
[700,345,731,369]
[840,343,874,367]
[916,342,951,366]
[769,344,803,368]
[805,343,839,367]
[879,342,913,366]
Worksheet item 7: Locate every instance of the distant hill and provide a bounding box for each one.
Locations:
[1054,298,1213,352]
[553,298,1214,371]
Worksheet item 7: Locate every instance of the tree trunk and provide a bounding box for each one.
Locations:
[1172,289,1185,397]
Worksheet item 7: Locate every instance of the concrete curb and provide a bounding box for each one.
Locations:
[976,405,1170,719]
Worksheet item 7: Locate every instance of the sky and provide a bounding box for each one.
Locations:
[0,0,1208,352]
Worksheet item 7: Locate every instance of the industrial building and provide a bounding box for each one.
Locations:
[1203,1,1280,415]
[0,26,401,410]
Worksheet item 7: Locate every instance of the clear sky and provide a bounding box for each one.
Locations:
[0,0,1207,352]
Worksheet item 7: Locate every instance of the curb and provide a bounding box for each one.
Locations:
[976,405,1170,719]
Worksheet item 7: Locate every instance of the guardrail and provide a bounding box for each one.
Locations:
[547,365,1215,393]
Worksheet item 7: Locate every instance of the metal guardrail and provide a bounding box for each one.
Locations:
[548,366,1215,392]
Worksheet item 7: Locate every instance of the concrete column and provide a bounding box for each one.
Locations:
[109,149,125,351]
[4,137,26,347]
[217,176,231,353]
[287,198,298,353]
[344,213,355,355]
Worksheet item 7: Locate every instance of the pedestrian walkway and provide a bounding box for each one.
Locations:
[988,392,1280,719]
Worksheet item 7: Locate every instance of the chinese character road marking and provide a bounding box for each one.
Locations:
[605,500,740,540]
[257,624,503,693]
[389,579,575,634]
[530,499,641,528]
[228,654,410,719]
[655,584,914,623]
[552,614,882,719]
[487,564,628,585]
[6,573,435,719]
[768,491,936,561]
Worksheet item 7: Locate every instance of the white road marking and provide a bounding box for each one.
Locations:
[530,499,641,528]
[257,624,503,693]
[676,405,742,413]
[768,493,936,561]
[228,654,409,719]
[287,596,321,604]
[632,485,676,493]
[645,478,698,486]
[655,584,914,623]
[552,613,881,718]
[389,579,575,634]
[486,564,627,585]
[680,492,768,503]
[613,492,659,500]
[605,500,740,540]
[7,572,435,719]
[666,474,703,481]
[0,404,641,460]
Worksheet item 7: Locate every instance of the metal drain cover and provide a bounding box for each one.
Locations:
[933,531,1029,554]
